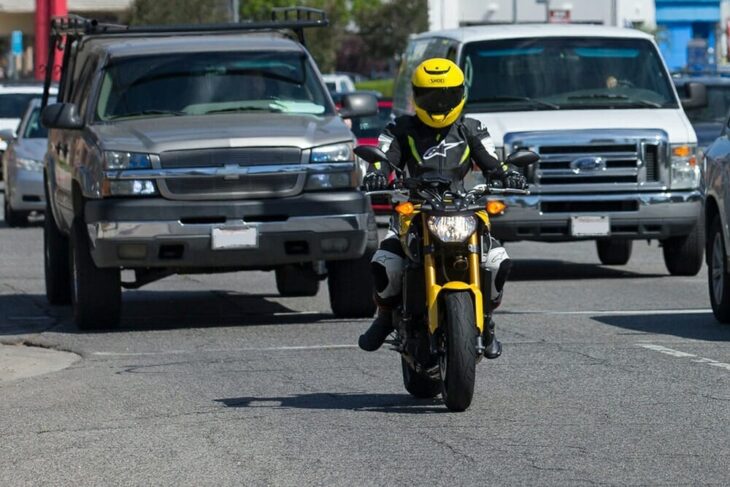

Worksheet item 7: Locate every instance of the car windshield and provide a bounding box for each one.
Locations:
[461,37,677,112]
[682,84,730,123]
[0,93,40,118]
[96,51,333,121]
[23,107,47,138]
[351,104,393,139]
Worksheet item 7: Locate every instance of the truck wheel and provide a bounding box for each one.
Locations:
[708,215,730,323]
[275,264,320,297]
[4,192,28,227]
[44,202,71,305]
[596,239,632,265]
[663,219,704,276]
[70,218,121,330]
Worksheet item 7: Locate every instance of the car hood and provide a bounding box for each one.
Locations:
[90,114,353,153]
[13,138,48,161]
[467,108,696,146]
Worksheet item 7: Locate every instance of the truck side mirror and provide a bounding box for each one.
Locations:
[339,93,378,119]
[680,82,708,110]
[42,103,84,130]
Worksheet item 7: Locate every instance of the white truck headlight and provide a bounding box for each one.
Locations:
[310,143,354,163]
[104,151,153,170]
[670,144,699,190]
[305,172,354,190]
[16,157,44,172]
[427,215,477,243]
[103,180,157,196]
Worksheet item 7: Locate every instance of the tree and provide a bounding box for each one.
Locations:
[352,0,428,62]
[127,0,229,24]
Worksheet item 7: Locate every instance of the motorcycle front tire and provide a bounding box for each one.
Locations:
[440,291,477,412]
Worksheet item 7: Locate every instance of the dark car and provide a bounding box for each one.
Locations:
[674,74,730,149]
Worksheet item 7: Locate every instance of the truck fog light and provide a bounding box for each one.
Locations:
[321,237,349,253]
[117,244,148,260]
[305,173,352,190]
[103,179,157,196]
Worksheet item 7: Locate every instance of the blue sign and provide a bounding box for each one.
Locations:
[11,31,23,56]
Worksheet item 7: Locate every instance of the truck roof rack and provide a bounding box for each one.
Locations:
[42,7,328,107]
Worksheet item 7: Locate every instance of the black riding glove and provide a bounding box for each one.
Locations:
[501,170,527,190]
[364,171,388,191]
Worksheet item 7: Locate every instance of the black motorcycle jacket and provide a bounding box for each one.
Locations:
[373,115,508,187]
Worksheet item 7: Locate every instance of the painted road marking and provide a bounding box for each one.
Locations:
[638,343,730,371]
[506,309,711,316]
[92,344,360,357]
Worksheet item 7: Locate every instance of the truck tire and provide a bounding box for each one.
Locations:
[327,211,378,318]
[439,291,477,412]
[44,202,71,305]
[70,217,121,330]
[4,192,28,227]
[708,215,730,323]
[275,264,320,297]
[401,357,440,399]
[596,239,632,265]
[663,219,704,276]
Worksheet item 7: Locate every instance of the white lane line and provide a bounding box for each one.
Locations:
[91,344,359,357]
[507,309,711,316]
[638,343,730,371]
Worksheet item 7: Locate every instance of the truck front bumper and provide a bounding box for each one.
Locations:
[489,190,702,242]
[83,191,372,269]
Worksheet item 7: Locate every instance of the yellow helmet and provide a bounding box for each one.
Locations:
[411,58,466,128]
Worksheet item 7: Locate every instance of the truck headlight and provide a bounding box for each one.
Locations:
[427,215,477,243]
[305,172,354,190]
[670,144,699,189]
[104,151,153,170]
[102,179,157,196]
[310,143,353,163]
[16,157,44,172]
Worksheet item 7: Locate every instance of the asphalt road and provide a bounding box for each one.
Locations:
[2,188,729,486]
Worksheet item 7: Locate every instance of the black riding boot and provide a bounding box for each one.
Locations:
[484,317,502,359]
[358,308,393,352]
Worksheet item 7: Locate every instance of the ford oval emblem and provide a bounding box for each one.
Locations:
[570,156,606,173]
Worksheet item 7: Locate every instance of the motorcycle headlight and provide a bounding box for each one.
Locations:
[427,215,477,243]
[16,157,44,172]
[310,143,354,163]
[104,151,153,170]
[670,144,699,189]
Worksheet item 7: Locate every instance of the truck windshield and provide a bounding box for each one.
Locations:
[96,51,333,121]
[461,37,677,112]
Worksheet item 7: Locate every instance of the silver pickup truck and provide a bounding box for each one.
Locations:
[41,11,377,329]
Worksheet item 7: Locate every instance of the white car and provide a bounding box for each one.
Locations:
[0,83,56,179]
[322,73,356,94]
[2,98,50,226]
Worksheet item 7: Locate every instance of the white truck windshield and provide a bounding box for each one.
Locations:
[462,37,678,112]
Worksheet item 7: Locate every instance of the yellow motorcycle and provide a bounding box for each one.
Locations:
[355,145,537,411]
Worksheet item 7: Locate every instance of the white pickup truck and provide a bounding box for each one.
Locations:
[393,24,706,275]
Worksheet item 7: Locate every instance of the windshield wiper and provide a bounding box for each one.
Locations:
[108,109,186,119]
[567,93,662,108]
[469,96,560,110]
[204,105,284,114]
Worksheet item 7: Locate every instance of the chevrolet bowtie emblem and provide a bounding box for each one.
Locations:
[219,164,241,180]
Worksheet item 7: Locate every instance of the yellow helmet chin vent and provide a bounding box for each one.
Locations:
[411,58,466,128]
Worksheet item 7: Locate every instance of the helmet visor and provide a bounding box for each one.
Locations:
[412,85,465,115]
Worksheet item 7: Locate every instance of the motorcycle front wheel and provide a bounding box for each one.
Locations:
[439,291,477,412]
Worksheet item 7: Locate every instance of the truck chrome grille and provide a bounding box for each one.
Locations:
[158,147,303,200]
[506,130,666,193]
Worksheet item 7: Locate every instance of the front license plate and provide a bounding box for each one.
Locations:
[570,216,610,237]
[211,226,258,250]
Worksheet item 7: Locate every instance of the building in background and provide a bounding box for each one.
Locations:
[0,0,132,79]
[656,0,722,72]
[428,0,655,30]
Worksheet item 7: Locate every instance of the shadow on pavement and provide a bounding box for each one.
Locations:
[593,311,730,341]
[216,393,447,414]
[0,290,342,336]
[510,259,665,281]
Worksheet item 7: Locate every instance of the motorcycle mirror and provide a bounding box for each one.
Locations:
[354,145,403,175]
[505,150,539,168]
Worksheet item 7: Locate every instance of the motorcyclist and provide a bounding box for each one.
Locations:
[358,58,527,355]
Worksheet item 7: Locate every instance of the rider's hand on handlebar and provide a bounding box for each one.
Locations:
[363,171,389,191]
[501,170,528,190]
